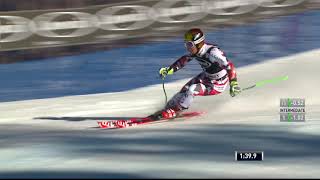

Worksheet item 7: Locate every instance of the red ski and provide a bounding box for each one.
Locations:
[97,111,205,129]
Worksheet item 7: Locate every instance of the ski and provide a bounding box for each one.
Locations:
[97,111,205,129]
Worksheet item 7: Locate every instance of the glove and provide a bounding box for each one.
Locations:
[159,67,174,79]
[230,80,241,97]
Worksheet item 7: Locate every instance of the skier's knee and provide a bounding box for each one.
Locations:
[188,84,205,96]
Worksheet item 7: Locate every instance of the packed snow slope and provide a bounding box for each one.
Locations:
[0,49,319,178]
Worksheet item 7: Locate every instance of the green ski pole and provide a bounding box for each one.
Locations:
[242,75,289,91]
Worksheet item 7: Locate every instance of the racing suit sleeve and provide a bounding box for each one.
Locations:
[209,47,237,81]
[167,55,193,73]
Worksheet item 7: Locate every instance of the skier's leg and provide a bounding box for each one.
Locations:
[172,83,206,109]
[166,74,229,112]
[150,74,203,120]
[162,73,205,118]
[152,74,228,120]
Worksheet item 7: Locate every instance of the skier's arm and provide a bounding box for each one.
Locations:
[159,55,193,78]
[226,61,241,97]
[168,55,193,73]
[225,60,237,81]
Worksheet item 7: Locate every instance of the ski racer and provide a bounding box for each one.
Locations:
[150,28,242,120]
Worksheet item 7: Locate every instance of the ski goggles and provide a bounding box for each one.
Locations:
[184,41,197,49]
[184,34,205,49]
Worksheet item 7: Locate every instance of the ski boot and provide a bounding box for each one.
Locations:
[148,108,179,120]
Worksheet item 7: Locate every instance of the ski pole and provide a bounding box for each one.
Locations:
[242,75,289,91]
[162,77,168,105]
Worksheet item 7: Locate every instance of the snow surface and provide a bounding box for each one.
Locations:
[0,49,319,178]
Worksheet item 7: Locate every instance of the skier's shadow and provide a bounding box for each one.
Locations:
[33,116,140,122]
